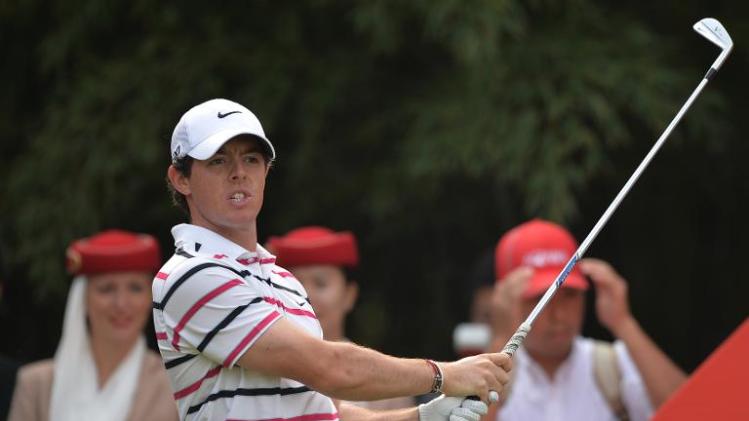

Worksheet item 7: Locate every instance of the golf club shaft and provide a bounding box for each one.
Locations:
[500,72,715,357]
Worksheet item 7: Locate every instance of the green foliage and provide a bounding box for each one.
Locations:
[1,0,743,364]
[0,0,722,294]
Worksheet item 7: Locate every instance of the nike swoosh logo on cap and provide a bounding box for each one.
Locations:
[217,111,241,118]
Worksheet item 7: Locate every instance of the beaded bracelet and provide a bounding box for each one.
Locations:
[425,359,443,394]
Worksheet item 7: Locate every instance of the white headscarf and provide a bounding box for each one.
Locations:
[50,276,145,421]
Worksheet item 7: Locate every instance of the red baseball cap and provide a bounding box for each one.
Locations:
[65,230,161,276]
[495,219,588,298]
[267,226,359,269]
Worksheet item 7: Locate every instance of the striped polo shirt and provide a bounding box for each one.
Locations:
[152,224,338,421]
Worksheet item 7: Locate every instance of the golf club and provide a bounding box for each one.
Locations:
[499,17,733,357]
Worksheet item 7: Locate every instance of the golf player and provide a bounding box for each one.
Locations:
[488,219,686,420]
[155,98,511,420]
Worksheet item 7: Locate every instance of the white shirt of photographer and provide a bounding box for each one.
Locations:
[498,336,654,421]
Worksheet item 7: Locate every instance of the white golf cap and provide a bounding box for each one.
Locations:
[171,98,276,163]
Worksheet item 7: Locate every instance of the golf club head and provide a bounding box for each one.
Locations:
[693,18,733,70]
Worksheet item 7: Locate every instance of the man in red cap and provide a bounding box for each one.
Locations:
[9,230,177,421]
[157,98,511,421]
[268,226,415,410]
[487,219,686,421]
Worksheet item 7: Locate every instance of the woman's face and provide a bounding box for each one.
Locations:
[86,271,152,346]
[291,264,357,340]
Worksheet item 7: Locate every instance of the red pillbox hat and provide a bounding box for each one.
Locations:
[267,226,359,269]
[65,230,161,276]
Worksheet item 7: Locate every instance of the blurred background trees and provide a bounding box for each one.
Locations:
[1,0,747,371]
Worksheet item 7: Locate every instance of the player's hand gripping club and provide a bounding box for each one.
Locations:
[439,353,512,402]
[418,352,510,420]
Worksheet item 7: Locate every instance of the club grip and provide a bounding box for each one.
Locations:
[501,322,530,357]
[464,323,531,403]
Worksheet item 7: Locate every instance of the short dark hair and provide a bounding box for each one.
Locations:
[167,156,194,215]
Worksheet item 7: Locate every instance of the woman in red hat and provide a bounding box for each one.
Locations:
[8,230,178,421]
[267,226,416,410]
[267,226,361,343]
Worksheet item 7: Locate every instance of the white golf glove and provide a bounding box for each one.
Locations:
[418,393,495,421]
[448,398,489,421]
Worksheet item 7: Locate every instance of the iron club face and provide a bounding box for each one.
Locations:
[694,18,733,70]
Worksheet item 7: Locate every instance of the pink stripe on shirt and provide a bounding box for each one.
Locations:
[173,365,222,399]
[237,257,277,266]
[227,412,339,421]
[223,311,281,368]
[172,279,244,350]
[271,270,295,278]
[263,297,316,319]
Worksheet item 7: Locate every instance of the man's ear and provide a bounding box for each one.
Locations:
[167,165,191,196]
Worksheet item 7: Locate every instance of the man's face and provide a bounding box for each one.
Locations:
[291,264,357,340]
[522,287,585,359]
[176,135,270,237]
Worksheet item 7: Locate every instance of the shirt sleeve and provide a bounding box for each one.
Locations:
[614,340,655,421]
[160,264,282,368]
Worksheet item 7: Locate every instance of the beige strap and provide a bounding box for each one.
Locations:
[592,340,628,421]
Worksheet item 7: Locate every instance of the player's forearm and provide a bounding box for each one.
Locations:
[338,402,418,421]
[613,317,687,407]
[310,341,433,401]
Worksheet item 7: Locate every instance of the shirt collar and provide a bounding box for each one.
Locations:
[171,223,275,264]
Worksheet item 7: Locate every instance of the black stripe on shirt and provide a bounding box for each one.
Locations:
[153,262,249,311]
[186,386,312,414]
[179,247,307,299]
[176,248,194,258]
[165,297,264,370]
[164,353,197,369]
[156,251,307,309]
[196,297,263,352]
[250,273,305,298]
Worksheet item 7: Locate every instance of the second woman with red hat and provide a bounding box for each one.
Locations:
[8,230,178,421]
